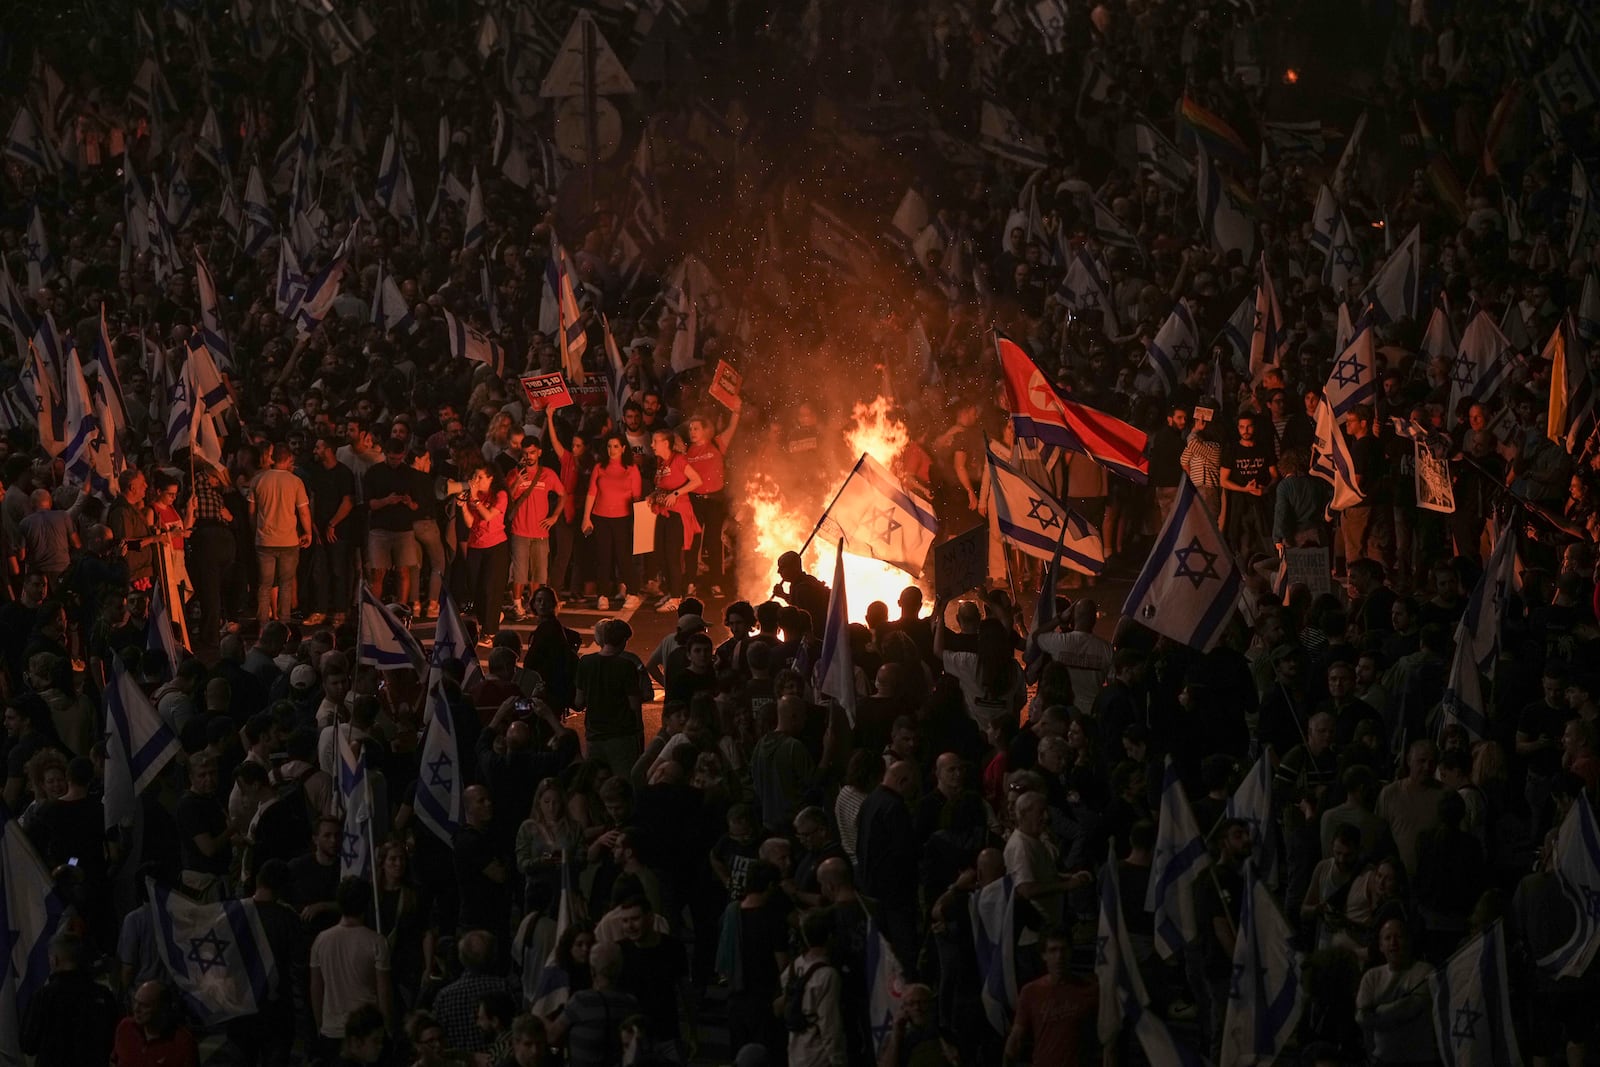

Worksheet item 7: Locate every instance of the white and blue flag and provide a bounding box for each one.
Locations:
[1442,522,1515,742]
[1146,756,1213,959]
[1431,921,1521,1066]
[1145,301,1198,395]
[1364,224,1421,325]
[431,586,484,692]
[87,305,127,432]
[1537,795,1600,979]
[336,728,372,881]
[986,445,1104,574]
[814,453,938,579]
[866,915,907,1055]
[815,539,856,723]
[104,654,181,831]
[60,346,99,482]
[1220,862,1304,1067]
[24,206,54,292]
[1,803,67,1067]
[149,880,275,1025]
[1198,143,1256,260]
[528,854,576,1016]
[1124,478,1240,652]
[1324,319,1376,417]
[1228,749,1280,886]
[415,673,463,847]
[376,111,418,231]
[1098,849,1206,1064]
[971,873,1019,1035]
[1578,272,1599,344]
[370,263,415,335]
[1250,254,1287,382]
[4,104,53,174]
[242,164,274,257]
[357,584,427,672]
[194,246,232,371]
[463,167,486,251]
[195,106,228,175]
[147,579,185,674]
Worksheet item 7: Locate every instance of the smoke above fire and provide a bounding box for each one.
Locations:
[737,396,926,623]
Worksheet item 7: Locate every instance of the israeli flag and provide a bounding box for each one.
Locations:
[3,104,53,173]
[24,206,54,292]
[528,853,577,1015]
[866,915,907,1055]
[60,347,99,481]
[336,728,372,881]
[147,579,184,675]
[375,112,418,231]
[1442,522,1516,742]
[1145,300,1198,395]
[1198,143,1256,260]
[1219,862,1304,1066]
[815,540,856,723]
[195,106,228,175]
[87,305,127,431]
[357,584,427,672]
[104,654,181,831]
[814,453,939,579]
[986,445,1104,574]
[1537,796,1600,979]
[1578,272,1599,344]
[1123,478,1240,652]
[370,264,415,335]
[1097,849,1206,1064]
[1364,224,1421,325]
[431,586,484,692]
[971,874,1018,1035]
[1324,321,1376,417]
[1,805,67,1067]
[148,880,275,1025]
[1249,255,1287,381]
[1145,756,1212,959]
[1449,311,1512,413]
[1431,921,1521,1066]
[463,167,486,251]
[415,673,462,847]
[1227,749,1280,887]
[194,246,232,371]
[242,164,274,257]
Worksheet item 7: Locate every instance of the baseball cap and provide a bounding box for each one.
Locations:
[290,664,319,690]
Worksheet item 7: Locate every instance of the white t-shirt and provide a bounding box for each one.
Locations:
[308,921,391,1037]
[941,650,1025,724]
[1003,828,1062,933]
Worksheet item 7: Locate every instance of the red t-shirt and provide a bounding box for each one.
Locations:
[589,461,642,519]
[112,1018,200,1067]
[466,490,508,549]
[558,453,580,522]
[508,467,564,539]
[685,441,726,494]
[1012,975,1098,1067]
[651,453,702,549]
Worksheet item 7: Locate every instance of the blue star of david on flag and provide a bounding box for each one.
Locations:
[187,929,231,975]
[427,750,455,792]
[1451,1000,1484,1047]
[1026,497,1062,530]
[1172,536,1221,588]
[1331,352,1364,388]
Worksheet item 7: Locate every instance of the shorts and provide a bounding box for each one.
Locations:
[367,528,420,569]
[508,534,550,584]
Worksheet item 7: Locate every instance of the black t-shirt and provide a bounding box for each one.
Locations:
[362,461,417,532]
[302,461,357,529]
[454,823,510,930]
[576,653,643,741]
[1518,700,1576,777]
[711,834,761,898]
[287,853,340,911]
[31,794,107,877]
[175,790,230,874]
[1219,437,1275,494]
[618,935,688,1038]
[1194,861,1244,979]
[664,665,716,705]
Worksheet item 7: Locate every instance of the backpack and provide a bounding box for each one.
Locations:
[784,961,828,1033]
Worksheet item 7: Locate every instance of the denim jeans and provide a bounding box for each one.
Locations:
[411,518,446,603]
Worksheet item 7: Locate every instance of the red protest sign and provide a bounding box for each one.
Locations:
[709,360,743,412]
[520,372,573,412]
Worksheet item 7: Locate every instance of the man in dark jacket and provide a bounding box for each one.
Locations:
[855,759,920,976]
[21,930,120,1066]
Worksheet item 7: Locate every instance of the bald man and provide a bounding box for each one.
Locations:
[14,487,78,581]
[856,760,920,975]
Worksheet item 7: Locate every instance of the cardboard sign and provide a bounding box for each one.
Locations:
[632,500,657,555]
[934,523,989,600]
[519,372,573,412]
[1192,405,1215,422]
[709,359,743,412]
[1282,546,1332,598]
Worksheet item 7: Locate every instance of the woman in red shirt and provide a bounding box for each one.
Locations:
[459,463,509,641]
[582,434,643,610]
[648,429,703,614]
[546,405,590,599]
[684,410,739,597]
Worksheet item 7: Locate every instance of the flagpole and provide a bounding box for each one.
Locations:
[366,758,382,938]
[798,454,866,561]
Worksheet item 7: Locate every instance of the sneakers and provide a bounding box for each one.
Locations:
[622,594,642,611]
[710,585,724,598]
[655,596,681,613]
[303,612,327,625]
[410,602,423,620]
[685,582,699,597]
[426,600,439,618]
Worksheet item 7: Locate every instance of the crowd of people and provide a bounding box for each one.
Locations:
[4,0,1600,1065]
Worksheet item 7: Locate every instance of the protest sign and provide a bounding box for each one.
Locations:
[709,360,743,411]
[519,372,573,412]
[935,523,989,599]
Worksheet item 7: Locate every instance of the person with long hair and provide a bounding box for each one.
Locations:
[934,602,1026,724]
[376,840,432,1011]
[646,429,703,614]
[459,463,509,642]
[515,778,584,908]
[582,434,642,611]
[683,411,738,597]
